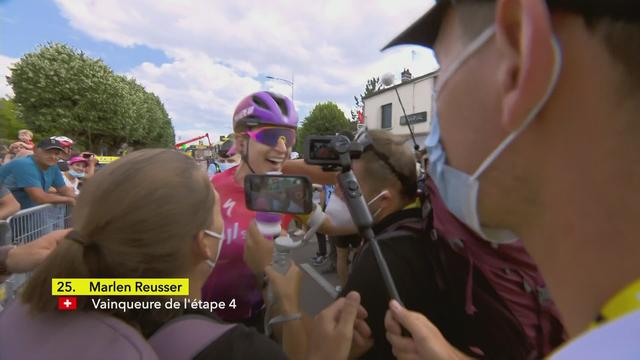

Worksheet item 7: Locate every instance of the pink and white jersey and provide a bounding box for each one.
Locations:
[202,167,260,321]
[202,166,291,322]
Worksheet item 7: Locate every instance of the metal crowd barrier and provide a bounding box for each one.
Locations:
[3,204,71,246]
[0,204,72,311]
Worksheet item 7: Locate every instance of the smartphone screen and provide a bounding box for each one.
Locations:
[244,175,313,214]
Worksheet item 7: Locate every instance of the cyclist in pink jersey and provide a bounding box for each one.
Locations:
[202,91,298,329]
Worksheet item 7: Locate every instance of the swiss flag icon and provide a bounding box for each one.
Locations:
[57,297,77,311]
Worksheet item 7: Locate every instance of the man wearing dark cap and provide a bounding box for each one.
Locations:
[0,138,75,209]
[383,0,640,358]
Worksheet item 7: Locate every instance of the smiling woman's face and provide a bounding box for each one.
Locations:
[237,128,292,174]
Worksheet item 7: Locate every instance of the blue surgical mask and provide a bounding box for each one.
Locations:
[69,170,85,178]
[219,162,238,172]
[425,104,446,191]
[428,25,562,245]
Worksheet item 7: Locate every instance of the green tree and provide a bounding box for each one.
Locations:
[350,76,382,124]
[7,42,175,153]
[0,98,28,142]
[136,91,175,147]
[296,102,352,154]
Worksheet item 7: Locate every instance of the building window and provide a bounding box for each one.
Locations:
[381,103,392,129]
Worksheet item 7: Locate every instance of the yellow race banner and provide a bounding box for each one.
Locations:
[95,156,120,164]
[52,278,189,296]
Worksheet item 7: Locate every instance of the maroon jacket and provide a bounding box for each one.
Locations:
[427,177,567,357]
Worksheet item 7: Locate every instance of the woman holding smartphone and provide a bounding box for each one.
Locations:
[201,91,298,331]
[1,149,367,360]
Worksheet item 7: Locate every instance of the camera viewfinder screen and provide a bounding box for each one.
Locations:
[310,140,339,161]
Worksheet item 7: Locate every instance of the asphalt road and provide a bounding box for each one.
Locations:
[289,232,341,315]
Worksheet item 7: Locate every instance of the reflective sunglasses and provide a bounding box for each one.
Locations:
[244,127,297,148]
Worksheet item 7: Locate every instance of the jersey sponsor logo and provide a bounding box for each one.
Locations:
[225,222,239,245]
[223,223,247,245]
[223,198,236,218]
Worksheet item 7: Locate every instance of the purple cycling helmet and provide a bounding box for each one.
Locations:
[232,91,298,132]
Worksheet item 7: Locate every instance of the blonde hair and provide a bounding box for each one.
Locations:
[22,149,215,337]
[18,129,33,138]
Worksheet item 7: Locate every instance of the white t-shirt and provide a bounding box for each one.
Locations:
[550,310,640,359]
[63,174,80,196]
[312,189,321,204]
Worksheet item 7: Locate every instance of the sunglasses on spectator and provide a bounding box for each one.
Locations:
[244,127,296,148]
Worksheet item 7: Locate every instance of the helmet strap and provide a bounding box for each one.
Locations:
[241,138,257,174]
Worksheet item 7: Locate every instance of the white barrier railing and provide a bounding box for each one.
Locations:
[0,204,72,310]
[2,204,71,246]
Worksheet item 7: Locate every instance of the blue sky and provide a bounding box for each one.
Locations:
[0,0,170,73]
[0,0,438,142]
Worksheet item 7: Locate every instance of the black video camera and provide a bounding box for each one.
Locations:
[303,135,363,170]
[302,130,405,306]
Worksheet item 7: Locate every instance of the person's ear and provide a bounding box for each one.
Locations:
[382,191,395,209]
[383,189,393,200]
[495,0,557,132]
[195,230,212,260]
[373,189,393,206]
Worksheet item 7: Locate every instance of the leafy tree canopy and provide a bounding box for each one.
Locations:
[7,43,175,153]
[296,101,352,154]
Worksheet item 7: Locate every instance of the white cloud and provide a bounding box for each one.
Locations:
[0,54,18,98]
[128,53,262,137]
[54,0,439,140]
[336,101,355,121]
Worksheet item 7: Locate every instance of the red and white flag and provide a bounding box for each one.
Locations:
[57,296,77,311]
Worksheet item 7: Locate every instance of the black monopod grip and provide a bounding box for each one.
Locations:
[337,171,404,306]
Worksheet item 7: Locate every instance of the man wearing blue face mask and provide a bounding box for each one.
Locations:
[213,137,241,175]
[252,126,566,358]
[383,0,640,358]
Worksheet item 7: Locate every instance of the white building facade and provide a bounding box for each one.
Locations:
[363,70,438,146]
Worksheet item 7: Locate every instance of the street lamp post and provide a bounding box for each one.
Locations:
[265,74,294,102]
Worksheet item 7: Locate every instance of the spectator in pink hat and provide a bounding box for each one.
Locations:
[63,156,89,195]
